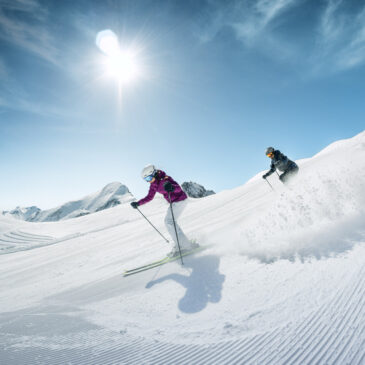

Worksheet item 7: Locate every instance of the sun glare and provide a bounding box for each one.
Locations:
[104,50,139,84]
[96,29,140,85]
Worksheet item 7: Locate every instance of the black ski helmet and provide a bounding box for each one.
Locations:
[265,147,275,156]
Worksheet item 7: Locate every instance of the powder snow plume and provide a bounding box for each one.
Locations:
[201,131,365,262]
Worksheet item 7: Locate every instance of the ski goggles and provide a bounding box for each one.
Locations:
[266,152,274,158]
[144,174,154,182]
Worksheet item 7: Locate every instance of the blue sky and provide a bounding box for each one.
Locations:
[0,0,364,210]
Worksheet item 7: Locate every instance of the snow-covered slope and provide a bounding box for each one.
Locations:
[0,131,364,364]
[3,182,133,222]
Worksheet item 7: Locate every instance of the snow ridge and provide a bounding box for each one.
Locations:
[2,206,41,221]
[2,182,133,222]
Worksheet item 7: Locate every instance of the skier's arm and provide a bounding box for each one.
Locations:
[263,161,275,179]
[138,184,158,206]
[267,162,276,175]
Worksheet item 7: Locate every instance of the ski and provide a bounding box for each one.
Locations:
[123,257,169,274]
[123,257,171,277]
[123,246,205,277]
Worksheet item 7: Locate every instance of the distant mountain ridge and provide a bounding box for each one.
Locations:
[2,206,41,222]
[182,181,215,198]
[2,182,133,222]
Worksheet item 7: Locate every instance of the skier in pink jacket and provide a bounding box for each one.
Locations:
[131,165,196,256]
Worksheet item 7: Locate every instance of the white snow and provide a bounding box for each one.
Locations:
[0,131,364,364]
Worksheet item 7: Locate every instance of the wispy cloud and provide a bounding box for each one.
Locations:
[197,0,298,44]
[0,52,76,120]
[241,0,297,38]
[198,0,365,76]
[0,0,72,118]
[204,0,302,67]
[335,7,365,70]
[230,0,299,66]
[319,0,344,44]
[0,0,59,65]
[312,1,365,73]
[0,83,82,120]
[192,0,304,69]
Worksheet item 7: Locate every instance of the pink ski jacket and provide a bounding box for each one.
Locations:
[138,170,187,206]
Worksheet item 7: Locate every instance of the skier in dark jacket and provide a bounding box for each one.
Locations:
[131,164,197,256]
[262,147,299,183]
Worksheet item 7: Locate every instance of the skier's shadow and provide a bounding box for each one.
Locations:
[145,255,225,314]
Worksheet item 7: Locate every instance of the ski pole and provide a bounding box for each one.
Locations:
[265,178,274,191]
[168,192,184,265]
[136,207,169,243]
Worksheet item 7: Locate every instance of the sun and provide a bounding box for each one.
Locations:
[104,50,139,84]
[96,30,140,84]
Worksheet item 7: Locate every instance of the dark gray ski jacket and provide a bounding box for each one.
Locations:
[267,150,297,175]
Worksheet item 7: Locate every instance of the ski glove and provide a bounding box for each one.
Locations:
[262,174,268,179]
[131,202,139,209]
[164,181,175,192]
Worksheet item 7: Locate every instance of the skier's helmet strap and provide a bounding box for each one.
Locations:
[141,164,156,179]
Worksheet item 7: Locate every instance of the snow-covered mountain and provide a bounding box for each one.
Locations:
[2,206,41,221]
[2,182,133,222]
[182,181,215,198]
[0,131,364,364]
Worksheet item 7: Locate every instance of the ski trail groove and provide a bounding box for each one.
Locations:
[276,266,359,364]
[296,264,365,365]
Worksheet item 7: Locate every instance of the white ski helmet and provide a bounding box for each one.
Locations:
[141,164,156,179]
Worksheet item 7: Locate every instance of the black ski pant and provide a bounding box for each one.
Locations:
[279,163,299,184]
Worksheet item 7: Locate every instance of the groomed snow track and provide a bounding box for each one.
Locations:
[0,230,55,253]
[1,251,364,365]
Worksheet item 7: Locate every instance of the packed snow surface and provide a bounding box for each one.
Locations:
[0,131,365,364]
